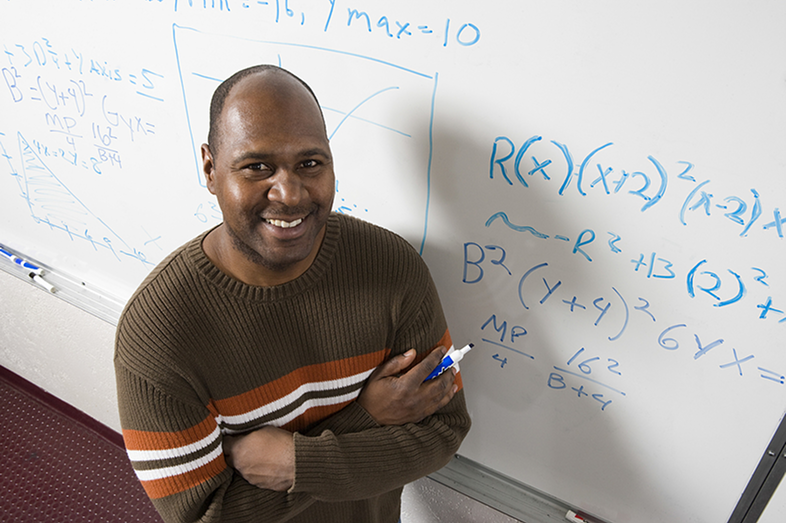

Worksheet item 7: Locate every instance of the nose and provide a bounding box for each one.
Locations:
[267,169,304,207]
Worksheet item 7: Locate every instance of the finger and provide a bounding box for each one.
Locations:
[428,365,457,395]
[368,349,417,380]
[408,368,457,422]
[403,345,448,383]
[425,368,458,412]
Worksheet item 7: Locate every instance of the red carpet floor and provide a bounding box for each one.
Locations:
[0,367,162,522]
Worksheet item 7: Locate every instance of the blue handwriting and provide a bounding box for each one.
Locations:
[489,136,668,211]
[656,323,781,384]
[326,2,480,49]
[548,347,626,412]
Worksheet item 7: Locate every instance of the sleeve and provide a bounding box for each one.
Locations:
[115,330,315,523]
[288,261,472,501]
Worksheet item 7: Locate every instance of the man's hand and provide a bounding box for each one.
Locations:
[357,346,458,426]
[223,426,295,491]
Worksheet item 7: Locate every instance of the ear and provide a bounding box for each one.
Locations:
[201,143,217,194]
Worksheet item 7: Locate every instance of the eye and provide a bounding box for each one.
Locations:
[243,162,274,177]
[298,159,324,175]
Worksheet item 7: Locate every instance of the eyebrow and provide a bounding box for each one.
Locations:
[230,147,332,165]
[299,148,332,159]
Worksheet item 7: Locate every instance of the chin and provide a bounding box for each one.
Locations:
[232,234,314,272]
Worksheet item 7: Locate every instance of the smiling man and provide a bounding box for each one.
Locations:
[201,67,334,286]
[114,65,470,523]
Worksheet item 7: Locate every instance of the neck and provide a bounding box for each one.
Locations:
[202,224,326,287]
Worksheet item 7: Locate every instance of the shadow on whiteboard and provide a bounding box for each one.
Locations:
[418,110,760,522]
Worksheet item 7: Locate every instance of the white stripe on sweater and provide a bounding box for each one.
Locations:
[133,445,224,482]
[127,367,375,469]
[218,368,374,427]
[126,424,221,462]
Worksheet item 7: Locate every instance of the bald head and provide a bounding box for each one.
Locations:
[206,65,325,157]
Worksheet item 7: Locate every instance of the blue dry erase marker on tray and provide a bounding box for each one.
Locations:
[0,245,56,293]
[424,343,474,382]
[0,246,41,272]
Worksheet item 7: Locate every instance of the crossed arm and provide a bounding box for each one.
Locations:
[223,346,459,491]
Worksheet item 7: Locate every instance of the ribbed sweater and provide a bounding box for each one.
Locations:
[114,213,471,523]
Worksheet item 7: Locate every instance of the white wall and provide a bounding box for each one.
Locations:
[0,270,120,430]
[0,269,518,523]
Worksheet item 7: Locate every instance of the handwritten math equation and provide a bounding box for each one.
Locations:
[0,130,158,269]
[466,251,785,412]
[465,235,784,328]
[171,0,481,49]
[2,35,162,176]
[0,32,163,266]
[489,135,784,242]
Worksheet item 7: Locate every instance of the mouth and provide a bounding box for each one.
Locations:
[264,217,303,229]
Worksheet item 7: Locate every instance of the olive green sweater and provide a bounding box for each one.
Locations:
[115,213,470,522]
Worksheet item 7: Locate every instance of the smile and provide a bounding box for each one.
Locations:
[265,218,303,229]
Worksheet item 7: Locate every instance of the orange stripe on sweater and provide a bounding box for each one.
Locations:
[212,349,390,417]
[141,452,227,499]
[280,400,355,432]
[123,415,216,452]
[437,330,453,355]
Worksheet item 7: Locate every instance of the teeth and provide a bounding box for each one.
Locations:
[265,218,303,228]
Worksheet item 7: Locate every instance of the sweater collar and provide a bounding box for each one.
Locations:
[188,213,341,301]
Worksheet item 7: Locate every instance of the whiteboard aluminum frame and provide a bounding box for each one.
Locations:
[728,413,786,523]
[0,245,123,326]
[430,454,609,523]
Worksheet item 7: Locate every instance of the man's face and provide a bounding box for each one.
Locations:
[203,72,335,281]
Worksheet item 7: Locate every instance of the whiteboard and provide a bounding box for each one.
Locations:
[1,1,785,522]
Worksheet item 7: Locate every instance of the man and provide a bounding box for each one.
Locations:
[115,64,470,522]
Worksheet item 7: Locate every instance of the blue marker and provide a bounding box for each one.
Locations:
[424,343,474,382]
[0,245,56,293]
[0,246,41,272]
